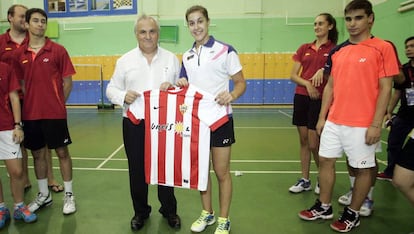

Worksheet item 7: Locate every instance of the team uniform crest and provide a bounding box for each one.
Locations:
[179,103,188,115]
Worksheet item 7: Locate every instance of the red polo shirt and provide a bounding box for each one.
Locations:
[14,38,76,120]
[0,61,20,130]
[1,30,29,100]
[0,29,29,63]
[292,40,335,96]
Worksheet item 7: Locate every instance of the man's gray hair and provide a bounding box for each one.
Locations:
[134,14,160,34]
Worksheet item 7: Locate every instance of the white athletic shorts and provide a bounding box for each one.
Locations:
[0,130,22,160]
[319,120,379,168]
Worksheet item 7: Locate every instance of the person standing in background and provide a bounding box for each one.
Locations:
[289,13,338,195]
[0,60,37,229]
[176,5,246,234]
[378,36,414,181]
[298,0,399,232]
[106,15,181,231]
[337,39,404,217]
[14,8,76,215]
[0,4,64,194]
[393,129,414,206]
[0,4,31,192]
[0,4,28,62]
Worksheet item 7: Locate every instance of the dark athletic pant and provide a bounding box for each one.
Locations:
[122,118,177,217]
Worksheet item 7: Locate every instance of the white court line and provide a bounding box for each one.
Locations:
[65,167,344,174]
[52,158,352,163]
[377,158,387,165]
[231,160,348,163]
[96,144,124,169]
[49,157,387,166]
[234,170,349,174]
[73,167,127,172]
[278,109,293,118]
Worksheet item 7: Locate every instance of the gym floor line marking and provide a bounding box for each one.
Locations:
[48,158,352,163]
[96,144,124,169]
[44,154,389,167]
[44,158,387,166]
[233,170,350,174]
[278,109,293,118]
[35,167,351,174]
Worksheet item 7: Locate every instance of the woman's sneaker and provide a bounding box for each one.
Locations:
[0,207,10,229]
[289,178,311,193]
[14,204,37,223]
[214,217,230,234]
[191,210,215,232]
[330,207,360,232]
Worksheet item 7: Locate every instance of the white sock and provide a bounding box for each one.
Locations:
[38,178,49,196]
[349,176,355,188]
[0,202,5,208]
[367,186,374,200]
[321,203,331,209]
[348,207,359,216]
[64,180,73,194]
[14,202,24,210]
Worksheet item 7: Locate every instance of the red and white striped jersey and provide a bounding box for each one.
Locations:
[127,84,229,191]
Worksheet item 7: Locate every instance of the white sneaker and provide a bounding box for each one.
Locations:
[289,178,311,193]
[314,183,320,195]
[63,192,76,215]
[191,210,215,232]
[338,189,352,206]
[28,192,53,212]
[359,198,374,217]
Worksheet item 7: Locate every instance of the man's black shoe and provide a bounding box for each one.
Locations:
[130,215,149,231]
[166,214,181,229]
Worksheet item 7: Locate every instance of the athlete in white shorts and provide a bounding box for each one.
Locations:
[319,120,378,168]
[0,130,37,227]
[0,131,22,160]
[0,60,37,228]
[298,2,399,232]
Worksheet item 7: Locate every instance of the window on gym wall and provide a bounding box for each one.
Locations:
[45,0,137,17]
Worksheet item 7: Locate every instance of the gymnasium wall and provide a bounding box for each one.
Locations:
[68,53,296,105]
[1,0,413,105]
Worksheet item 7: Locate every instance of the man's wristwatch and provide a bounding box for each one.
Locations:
[15,122,24,127]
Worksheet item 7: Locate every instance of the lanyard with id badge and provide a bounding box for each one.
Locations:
[406,68,414,106]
